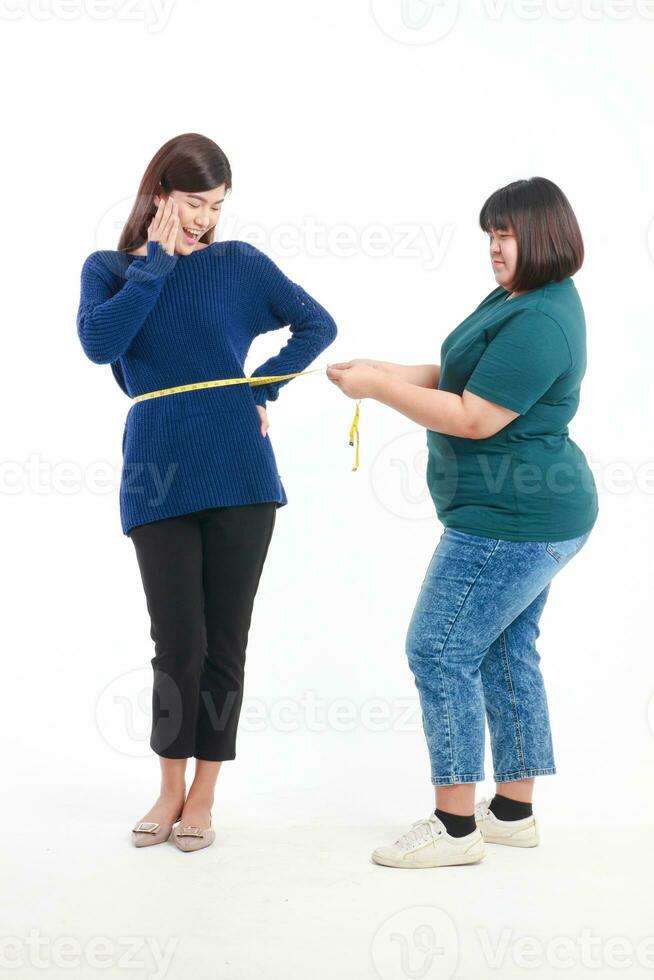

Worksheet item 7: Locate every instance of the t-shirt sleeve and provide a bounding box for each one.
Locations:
[464,310,572,415]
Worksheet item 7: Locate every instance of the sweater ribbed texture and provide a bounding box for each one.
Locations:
[77,239,338,535]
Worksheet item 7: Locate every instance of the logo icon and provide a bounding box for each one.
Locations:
[370,0,460,45]
[95,666,182,757]
[371,905,459,979]
[370,430,458,519]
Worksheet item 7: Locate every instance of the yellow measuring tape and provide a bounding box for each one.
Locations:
[132,368,362,471]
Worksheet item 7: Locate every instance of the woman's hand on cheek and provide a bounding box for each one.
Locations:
[326,362,381,400]
[256,405,269,437]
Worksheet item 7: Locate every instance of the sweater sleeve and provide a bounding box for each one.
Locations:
[76,240,178,364]
[246,249,338,408]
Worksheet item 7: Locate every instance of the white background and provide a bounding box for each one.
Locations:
[2,1,653,978]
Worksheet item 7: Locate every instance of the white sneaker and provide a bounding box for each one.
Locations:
[371,813,485,868]
[474,797,539,847]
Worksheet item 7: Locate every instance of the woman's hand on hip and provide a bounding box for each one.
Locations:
[256,405,270,437]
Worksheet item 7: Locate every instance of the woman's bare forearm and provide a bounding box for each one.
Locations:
[372,361,441,388]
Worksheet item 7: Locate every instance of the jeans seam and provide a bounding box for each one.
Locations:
[494,767,556,781]
[435,654,455,776]
[436,535,502,778]
[546,542,562,562]
[439,537,503,655]
[431,772,485,785]
[499,629,527,773]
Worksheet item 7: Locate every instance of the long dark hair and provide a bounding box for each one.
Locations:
[117,133,232,253]
[479,176,584,292]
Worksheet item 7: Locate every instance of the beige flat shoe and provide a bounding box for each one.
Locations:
[173,811,215,852]
[131,808,183,848]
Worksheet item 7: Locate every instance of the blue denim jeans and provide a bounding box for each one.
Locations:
[405,527,593,785]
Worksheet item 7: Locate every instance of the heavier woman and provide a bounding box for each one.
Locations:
[328,176,598,869]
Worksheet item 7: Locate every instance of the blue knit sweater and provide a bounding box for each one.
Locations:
[77,239,338,535]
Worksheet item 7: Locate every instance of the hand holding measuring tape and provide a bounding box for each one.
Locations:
[326,360,384,472]
[132,363,365,471]
[325,359,381,399]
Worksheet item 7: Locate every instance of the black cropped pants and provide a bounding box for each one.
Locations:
[128,502,277,760]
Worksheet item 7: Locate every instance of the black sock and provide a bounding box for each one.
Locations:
[434,808,477,837]
[489,793,533,821]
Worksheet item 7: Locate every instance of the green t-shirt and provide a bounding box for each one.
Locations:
[426,277,599,542]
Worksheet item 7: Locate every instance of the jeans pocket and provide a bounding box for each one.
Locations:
[545,529,592,563]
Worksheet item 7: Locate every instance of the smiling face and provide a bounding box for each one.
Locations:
[488,225,519,292]
[154,183,227,254]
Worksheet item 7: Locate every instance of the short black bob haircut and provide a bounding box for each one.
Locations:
[479,177,584,293]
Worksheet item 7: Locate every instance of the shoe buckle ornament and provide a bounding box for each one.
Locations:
[177,825,204,838]
[133,821,160,834]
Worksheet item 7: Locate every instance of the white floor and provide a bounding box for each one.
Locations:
[6,804,653,980]
[7,493,653,979]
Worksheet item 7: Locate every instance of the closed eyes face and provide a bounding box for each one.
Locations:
[154,184,227,253]
[488,225,518,291]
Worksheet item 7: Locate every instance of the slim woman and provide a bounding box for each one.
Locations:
[328,176,598,868]
[77,133,337,852]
